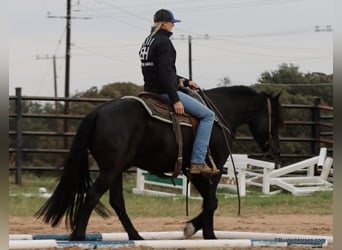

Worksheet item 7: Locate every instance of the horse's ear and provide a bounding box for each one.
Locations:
[274,90,282,100]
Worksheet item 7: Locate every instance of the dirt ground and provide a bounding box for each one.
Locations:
[9,214,333,250]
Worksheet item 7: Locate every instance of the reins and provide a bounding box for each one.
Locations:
[196,89,275,217]
[263,97,274,154]
[184,88,274,217]
[197,88,241,216]
[231,96,274,158]
[200,90,274,158]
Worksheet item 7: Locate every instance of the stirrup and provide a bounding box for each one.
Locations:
[190,163,219,175]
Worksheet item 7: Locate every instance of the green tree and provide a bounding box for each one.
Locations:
[257,63,332,105]
[258,63,304,84]
[10,82,144,169]
[70,82,143,116]
[9,100,62,167]
[252,63,333,163]
[99,82,143,98]
[217,76,231,87]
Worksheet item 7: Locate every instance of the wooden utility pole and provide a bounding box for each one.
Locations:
[172,34,209,80]
[188,35,192,80]
[47,0,91,150]
[63,0,71,150]
[65,0,71,100]
[36,54,63,113]
[36,55,63,151]
[46,1,72,149]
[52,55,58,113]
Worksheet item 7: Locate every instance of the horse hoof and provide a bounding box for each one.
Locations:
[203,233,217,240]
[128,233,144,241]
[130,235,144,241]
[69,234,85,241]
[183,223,195,239]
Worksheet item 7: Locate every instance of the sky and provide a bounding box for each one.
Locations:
[9,0,333,97]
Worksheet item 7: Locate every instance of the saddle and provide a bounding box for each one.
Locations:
[122,93,198,127]
[122,91,200,177]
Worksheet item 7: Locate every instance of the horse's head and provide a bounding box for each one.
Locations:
[248,91,283,158]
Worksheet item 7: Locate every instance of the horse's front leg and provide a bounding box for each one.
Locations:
[109,173,143,240]
[184,174,220,239]
[184,208,216,239]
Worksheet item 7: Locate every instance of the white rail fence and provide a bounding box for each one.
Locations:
[133,148,333,197]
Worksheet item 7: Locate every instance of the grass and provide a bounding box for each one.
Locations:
[9,172,333,218]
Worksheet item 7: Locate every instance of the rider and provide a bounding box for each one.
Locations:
[139,9,219,175]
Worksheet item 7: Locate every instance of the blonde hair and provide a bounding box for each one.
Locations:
[150,22,163,37]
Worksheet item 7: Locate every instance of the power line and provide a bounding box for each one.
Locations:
[315,25,333,32]
[162,0,306,12]
[47,1,92,100]
[47,0,91,150]
[36,55,65,97]
[36,55,65,115]
[258,83,333,86]
[92,0,150,22]
[71,44,137,67]
[77,1,147,30]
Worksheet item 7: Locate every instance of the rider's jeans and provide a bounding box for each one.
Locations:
[161,91,215,165]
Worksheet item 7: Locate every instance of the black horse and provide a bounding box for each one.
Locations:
[35,86,282,240]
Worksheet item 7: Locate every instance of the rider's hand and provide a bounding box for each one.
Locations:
[173,101,185,115]
[189,81,200,90]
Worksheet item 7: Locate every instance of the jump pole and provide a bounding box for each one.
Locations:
[9,238,329,249]
[9,230,333,244]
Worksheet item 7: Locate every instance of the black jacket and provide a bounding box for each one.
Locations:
[139,29,188,104]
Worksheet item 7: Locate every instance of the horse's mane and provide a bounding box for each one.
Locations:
[207,85,283,127]
[211,85,272,97]
[207,86,262,99]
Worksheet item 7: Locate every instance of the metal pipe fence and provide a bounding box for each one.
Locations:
[9,88,333,184]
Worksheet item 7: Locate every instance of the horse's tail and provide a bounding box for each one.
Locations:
[34,109,110,229]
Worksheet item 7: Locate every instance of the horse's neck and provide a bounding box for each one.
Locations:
[226,111,252,132]
[205,87,260,131]
[216,101,254,131]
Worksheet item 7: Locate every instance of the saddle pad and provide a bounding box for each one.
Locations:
[122,95,193,127]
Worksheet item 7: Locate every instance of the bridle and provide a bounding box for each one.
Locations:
[195,89,277,216]
[198,89,275,156]
[261,97,275,155]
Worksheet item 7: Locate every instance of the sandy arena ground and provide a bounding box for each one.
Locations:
[9,214,333,250]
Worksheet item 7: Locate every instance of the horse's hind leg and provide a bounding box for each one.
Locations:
[69,172,114,240]
[109,173,143,240]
